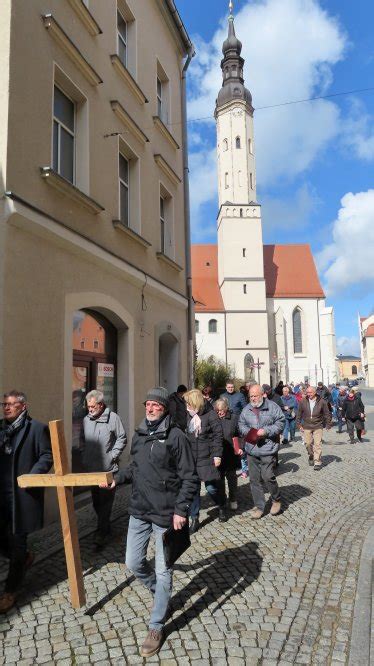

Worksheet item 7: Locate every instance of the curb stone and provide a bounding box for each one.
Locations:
[348,524,374,666]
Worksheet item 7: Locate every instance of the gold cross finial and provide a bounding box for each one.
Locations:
[229,0,234,15]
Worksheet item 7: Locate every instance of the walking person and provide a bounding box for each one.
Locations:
[281,386,298,444]
[238,384,285,519]
[336,386,347,433]
[0,390,52,613]
[100,387,198,657]
[262,384,283,466]
[296,385,331,470]
[342,389,365,443]
[83,390,127,547]
[214,398,242,511]
[184,389,226,533]
[220,380,247,477]
[168,384,188,430]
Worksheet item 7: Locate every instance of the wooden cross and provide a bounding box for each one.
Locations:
[17,420,113,609]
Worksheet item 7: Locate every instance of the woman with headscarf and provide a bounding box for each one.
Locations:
[184,389,226,533]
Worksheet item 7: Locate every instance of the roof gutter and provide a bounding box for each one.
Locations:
[164,0,194,53]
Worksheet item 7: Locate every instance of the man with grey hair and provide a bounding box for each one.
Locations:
[83,390,127,546]
[0,390,52,612]
[239,384,285,519]
[296,385,331,470]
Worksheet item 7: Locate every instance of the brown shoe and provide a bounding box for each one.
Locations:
[140,629,164,657]
[270,500,282,516]
[249,507,263,520]
[0,592,17,614]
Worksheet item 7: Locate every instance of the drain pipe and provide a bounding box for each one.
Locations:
[181,45,195,388]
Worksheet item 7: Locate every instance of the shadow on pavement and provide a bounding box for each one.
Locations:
[166,541,262,636]
[322,454,342,466]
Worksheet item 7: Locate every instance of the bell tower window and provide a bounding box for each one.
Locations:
[236,136,241,149]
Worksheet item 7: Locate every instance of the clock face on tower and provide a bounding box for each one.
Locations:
[231,107,244,117]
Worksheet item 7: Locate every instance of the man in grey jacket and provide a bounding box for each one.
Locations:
[83,390,127,545]
[239,384,285,519]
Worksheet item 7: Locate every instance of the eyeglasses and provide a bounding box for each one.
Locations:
[1,402,21,408]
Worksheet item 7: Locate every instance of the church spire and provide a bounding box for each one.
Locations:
[216,5,253,113]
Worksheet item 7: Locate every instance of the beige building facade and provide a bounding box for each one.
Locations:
[0,0,194,518]
[359,315,374,387]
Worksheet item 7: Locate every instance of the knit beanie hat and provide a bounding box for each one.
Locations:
[144,387,169,409]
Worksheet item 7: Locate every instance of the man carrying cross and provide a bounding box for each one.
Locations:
[0,390,53,613]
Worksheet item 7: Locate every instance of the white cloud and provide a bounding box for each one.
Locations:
[189,147,218,238]
[187,0,347,223]
[261,183,320,232]
[317,189,374,295]
[336,336,361,357]
[341,98,374,161]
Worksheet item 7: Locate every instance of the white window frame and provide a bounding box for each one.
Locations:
[118,137,141,234]
[159,182,174,258]
[156,61,170,125]
[160,195,166,254]
[53,85,76,184]
[117,9,128,68]
[119,153,130,227]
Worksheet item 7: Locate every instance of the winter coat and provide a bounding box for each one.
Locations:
[317,385,331,403]
[168,392,188,431]
[238,398,285,457]
[220,391,247,415]
[0,416,52,534]
[267,391,283,410]
[296,396,332,430]
[219,411,241,472]
[83,408,127,473]
[342,396,365,427]
[115,414,198,528]
[281,394,298,420]
[186,403,223,482]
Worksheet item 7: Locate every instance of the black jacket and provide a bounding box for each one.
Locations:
[220,411,241,472]
[0,416,52,534]
[342,396,365,421]
[168,392,187,431]
[115,414,198,527]
[186,403,223,482]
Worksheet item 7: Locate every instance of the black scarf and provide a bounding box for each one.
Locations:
[0,410,28,454]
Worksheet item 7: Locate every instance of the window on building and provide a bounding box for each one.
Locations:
[53,86,75,184]
[117,10,127,67]
[352,365,358,375]
[208,319,217,333]
[293,308,303,354]
[225,172,229,189]
[156,62,170,125]
[243,248,246,257]
[80,339,85,349]
[223,139,228,151]
[236,136,241,149]
[250,172,253,190]
[244,353,254,381]
[195,320,200,334]
[160,195,166,253]
[248,138,253,154]
[119,153,129,227]
[157,77,163,118]
[93,339,99,350]
[243,284,247,294]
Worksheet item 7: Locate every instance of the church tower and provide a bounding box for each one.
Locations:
[216,2,270,382]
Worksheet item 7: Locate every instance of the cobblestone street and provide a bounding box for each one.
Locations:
[0,424,373,666]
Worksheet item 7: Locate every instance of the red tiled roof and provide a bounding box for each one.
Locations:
[264,244,325,298]
[365,324,374,337]
[191,245,224,312]
[192,243,325,311]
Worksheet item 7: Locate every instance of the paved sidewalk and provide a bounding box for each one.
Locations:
[0,427,373,665]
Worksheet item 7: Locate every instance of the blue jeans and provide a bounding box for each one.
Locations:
[190,480,225,518]
[125,516,172,631]
[283,418,296,441]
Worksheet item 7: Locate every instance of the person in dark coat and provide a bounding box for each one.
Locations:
[220,380,247,414]
[0,390,52,613]
[214,398,242,511]
[184,389,226,533]
[168,384,188,430]
[336,387,347,433]
[275,381,284,396]
[262,384,283,466]
[100,387,198,658]
[342,389,365,443]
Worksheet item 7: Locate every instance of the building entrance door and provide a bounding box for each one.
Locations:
[72,310,117,476]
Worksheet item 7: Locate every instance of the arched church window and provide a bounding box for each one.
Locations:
[244,353,255,382]
[243,284,247,294]
[223,139,228,152]
[248,138,252,154]
[195,320,200,334]
[352,365,357,375]
[236,136,241,149]
[208,319,217,333]
[293,308,303,354]
[225,172,229,189]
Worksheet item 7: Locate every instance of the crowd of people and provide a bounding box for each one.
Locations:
[0,378,367,656]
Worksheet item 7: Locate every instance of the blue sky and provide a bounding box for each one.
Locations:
[176,0,374,355]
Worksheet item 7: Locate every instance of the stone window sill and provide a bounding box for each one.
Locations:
[40,168,104,215]
[153,116,180,150]
[110,55,148,105]
[113,220,151,248]
[66,0,102,36]
[156,252,183,272]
